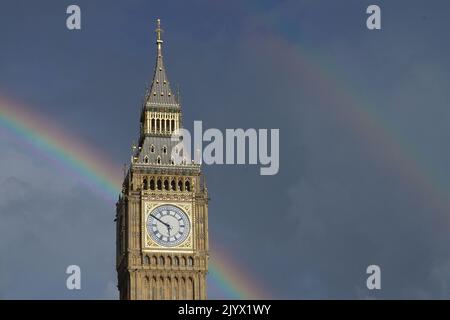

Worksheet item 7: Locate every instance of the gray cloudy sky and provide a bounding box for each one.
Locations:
[1,0,450,299]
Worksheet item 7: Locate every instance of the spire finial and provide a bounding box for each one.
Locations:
[156,18,163,44]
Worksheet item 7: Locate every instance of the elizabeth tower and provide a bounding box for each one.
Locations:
[116,20,209,300]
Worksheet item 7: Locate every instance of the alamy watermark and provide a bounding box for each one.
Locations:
[366,265,381,290]
[66,265,81,290]
[170,121,279,176]
[366,5,381,30]
[66,4,381,32]
[66,5,81,30]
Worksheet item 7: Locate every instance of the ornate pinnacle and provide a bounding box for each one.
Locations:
[156,19,163,44]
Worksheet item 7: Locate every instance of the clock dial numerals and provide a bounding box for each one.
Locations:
[146,205,190,247]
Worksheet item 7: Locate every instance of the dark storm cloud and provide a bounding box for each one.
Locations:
[1,0,450,299]
[0,140,117,299]
[251,1,450,298]
[200,0,450,298]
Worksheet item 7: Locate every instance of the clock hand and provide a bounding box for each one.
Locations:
[150,213,170,229]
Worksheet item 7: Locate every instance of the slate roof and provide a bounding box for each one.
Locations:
[137,136,180,164]
[145,19,179,108]
[134,20,188,167]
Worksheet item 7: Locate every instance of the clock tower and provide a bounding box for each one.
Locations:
[116,19,209,300]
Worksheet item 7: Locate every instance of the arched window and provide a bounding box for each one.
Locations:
[144,156,149,164]
[151,256,157,265]
[167,256,172,266]
[164,179,169,191]
[171,179,176,191]
[144,276,150,299]
[159,277,164,299]
[166,119,170,132]
[157,156,161,164]
[151,277,157,299]
[144,255,150,265]
[182,256,186,266]
[170,158,175,165]
[143,179,148,190]
[187,277,194,299]
[157,179,162,190]
[162,119,165,131]
[166,277,171,300]
[178,180,183,191]
[188,257,194,266]
[173,278,178,299]
[151,119,155,132]
[150,145,155,153]
[174,256,179,266]
[185,180,191,192]
[162,146,167,154]
[180,278,185,299]
[150,179,155,190]
[159,256,165,266]
[171,120,175,132]
[156,119,160,131]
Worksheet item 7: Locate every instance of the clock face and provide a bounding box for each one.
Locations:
[146,205,190,247]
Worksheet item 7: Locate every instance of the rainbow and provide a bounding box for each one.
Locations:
[0,95,121,203]
[2,27,448,300]
[0,94,269,300]
[209,241,268,299]
[253,31,450,216]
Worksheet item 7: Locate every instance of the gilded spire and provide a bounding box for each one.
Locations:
[156,19,163,54]
[145,19,179,108]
